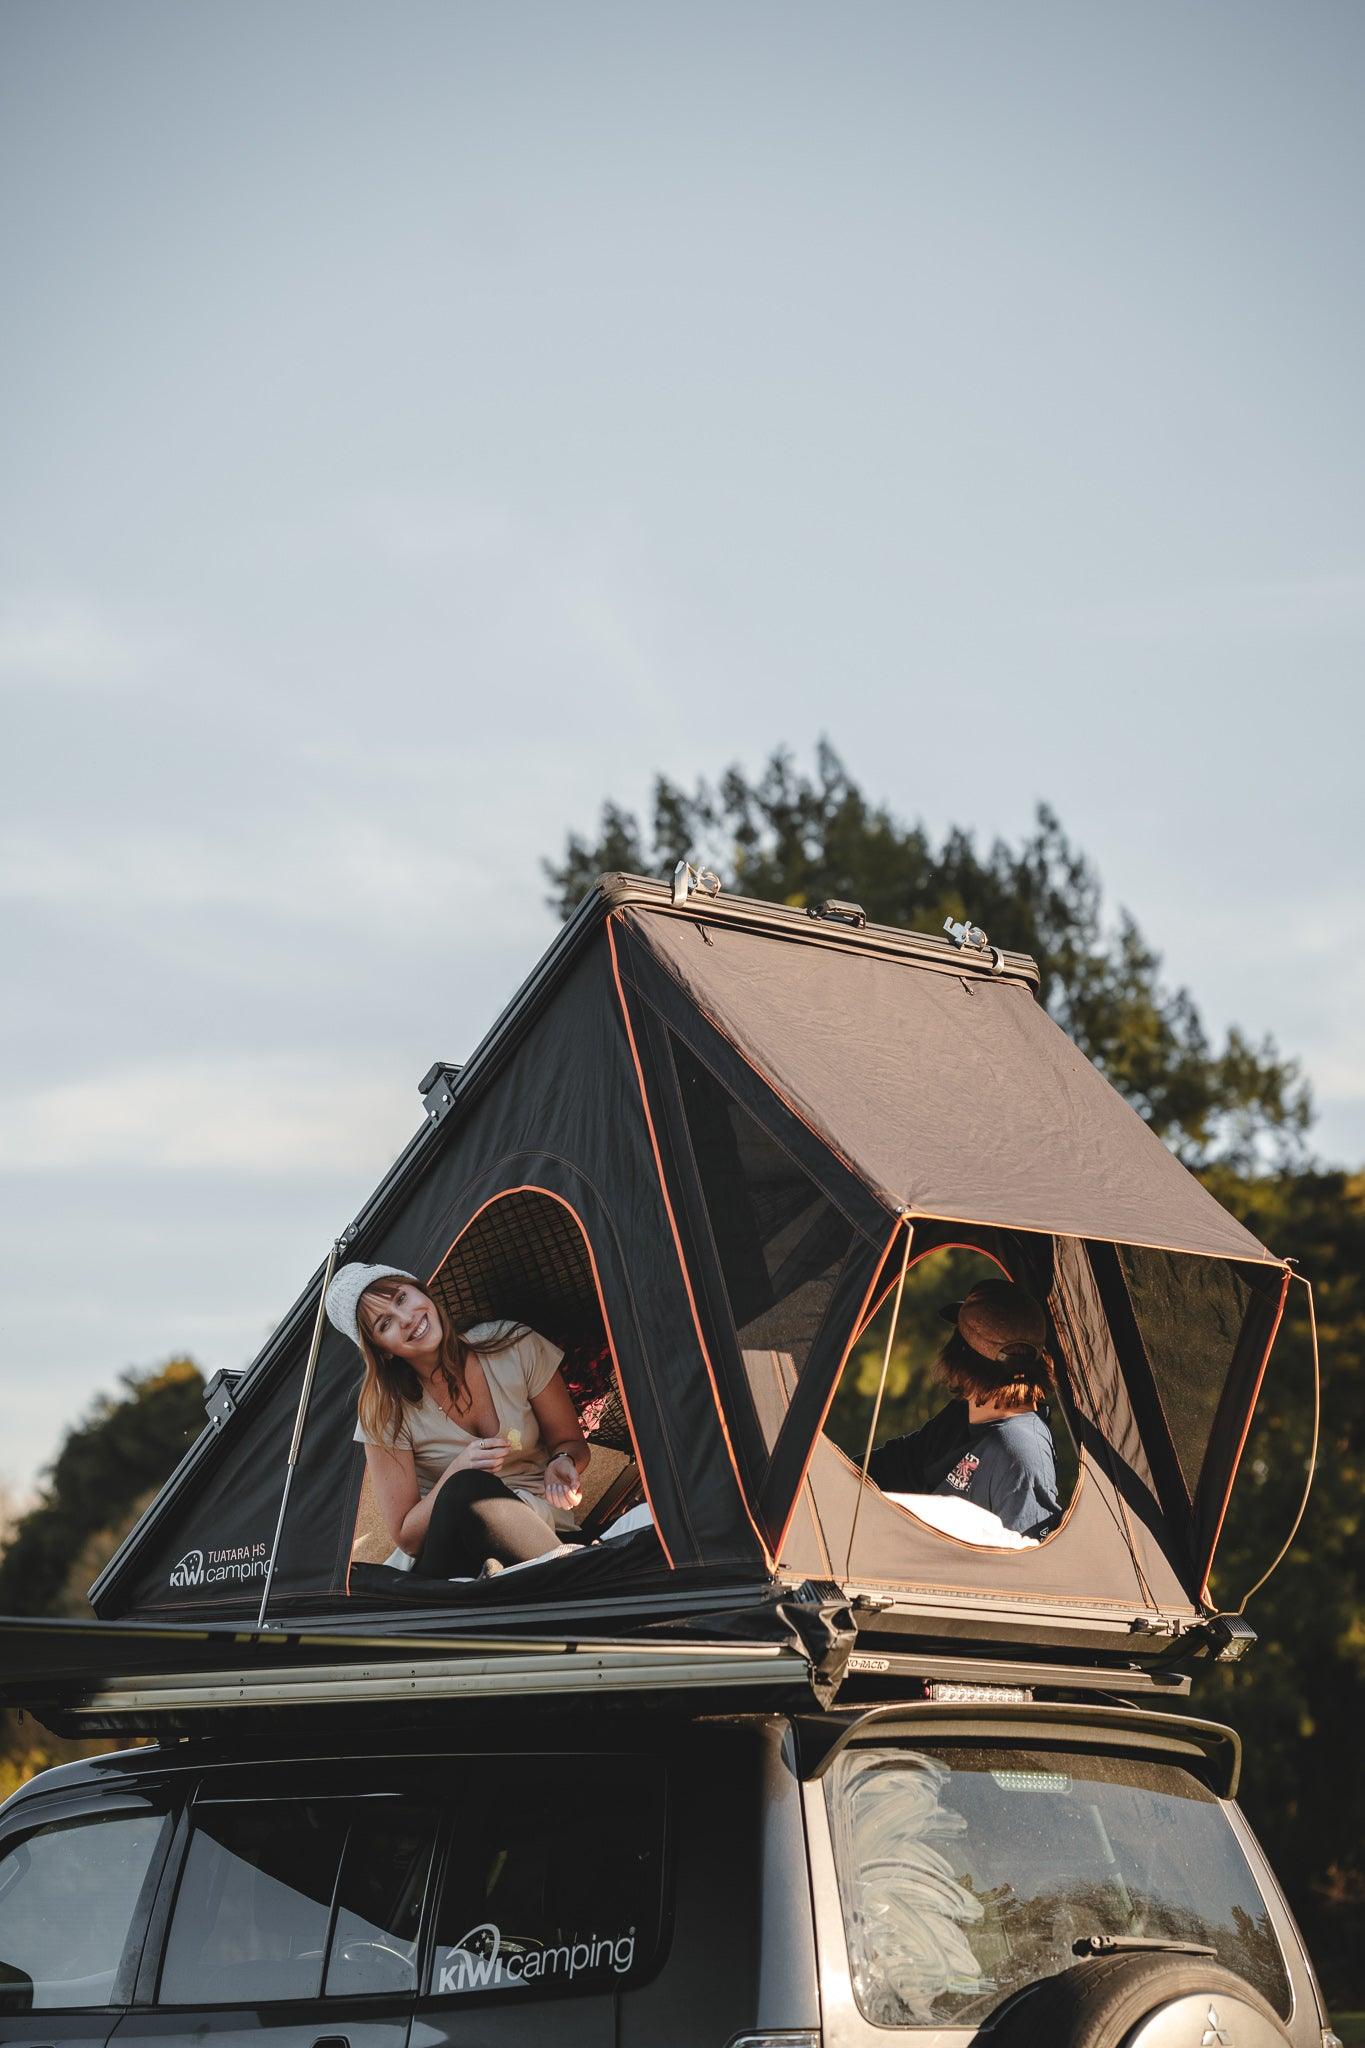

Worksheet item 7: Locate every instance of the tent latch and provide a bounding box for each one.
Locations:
[671,859,722,907]
[808,898,867,930]
[944,915,1006,973]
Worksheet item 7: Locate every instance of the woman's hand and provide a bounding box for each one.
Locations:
[443,1435,510,1479]
[544,1452,583,1511]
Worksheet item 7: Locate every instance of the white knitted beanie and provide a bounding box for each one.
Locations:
[325,1262,418,1349]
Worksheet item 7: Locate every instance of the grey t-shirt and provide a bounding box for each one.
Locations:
[868,1399,1061,1540]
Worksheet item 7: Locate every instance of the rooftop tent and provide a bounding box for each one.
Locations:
[90,877,1291,1641]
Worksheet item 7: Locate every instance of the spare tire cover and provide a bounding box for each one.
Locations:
[986,1955,1293,2048]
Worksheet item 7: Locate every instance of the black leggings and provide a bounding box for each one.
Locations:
[410,1469,567,1579]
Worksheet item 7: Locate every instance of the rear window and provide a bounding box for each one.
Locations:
[826,1744,1290,2028]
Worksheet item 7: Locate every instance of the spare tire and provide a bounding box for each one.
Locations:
[985,1953,1292,2048]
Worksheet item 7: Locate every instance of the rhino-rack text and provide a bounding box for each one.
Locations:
[169,1542,269,1589]
[436,1922,637,1994]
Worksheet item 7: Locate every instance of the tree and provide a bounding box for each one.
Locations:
[1196,1168,1365,2008]
[0,1359,205,1619]
[0,1360,206,1797]
[547,743,1311,1169]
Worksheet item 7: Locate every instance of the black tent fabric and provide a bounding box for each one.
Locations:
[91,878,1293,1640]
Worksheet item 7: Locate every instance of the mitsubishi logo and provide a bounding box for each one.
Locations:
[1201,2005,1233,2047]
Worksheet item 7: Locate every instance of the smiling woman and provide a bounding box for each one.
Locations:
[323,1264,589,1579]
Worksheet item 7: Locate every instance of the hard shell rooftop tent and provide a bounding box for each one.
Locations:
[84,875,1293,1678]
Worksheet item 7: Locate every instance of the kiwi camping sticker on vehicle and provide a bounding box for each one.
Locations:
[435,1921,637,1994]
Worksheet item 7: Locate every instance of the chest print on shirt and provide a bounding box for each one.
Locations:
[945,1451,981,1494]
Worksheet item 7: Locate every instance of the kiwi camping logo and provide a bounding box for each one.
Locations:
[169,1542,269,1589]
[436,1922,636,1993]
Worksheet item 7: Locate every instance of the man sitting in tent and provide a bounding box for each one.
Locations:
[868,1281,1062,1541]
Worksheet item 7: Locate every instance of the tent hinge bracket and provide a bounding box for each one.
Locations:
[944,915,1005,973]
[1129,1615,1182,1637]
[418,1060,464,1124]
[203,1368,243,1430]
[670,859,722,908]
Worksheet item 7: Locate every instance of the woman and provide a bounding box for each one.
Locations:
[868,1279,1061,1540]
[325,1260,589,1579]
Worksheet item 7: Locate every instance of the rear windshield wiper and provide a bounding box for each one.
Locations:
[1073,1935,1217,1959]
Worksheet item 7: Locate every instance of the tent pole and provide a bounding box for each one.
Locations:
[256,1239,342,1632]
[844,1213,915,1581]
[1233,1272,1321,1616]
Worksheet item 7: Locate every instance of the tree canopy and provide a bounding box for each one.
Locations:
[547,742,1311,1171]
[0,1359,204,1619]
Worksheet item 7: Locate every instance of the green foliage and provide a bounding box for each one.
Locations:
[547,742,1310,1169]
[1193,1170,1365,2008]
[0,1370,200,1789]
[0,1359,204,1619]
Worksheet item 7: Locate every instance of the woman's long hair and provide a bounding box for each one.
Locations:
[355,1276,526,1446]
[937,1331,1054,1412]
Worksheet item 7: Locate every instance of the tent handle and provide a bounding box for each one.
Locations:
[1232,1271,1321,1617]
[844,1214,915,1580]
[256,1238,343,1631]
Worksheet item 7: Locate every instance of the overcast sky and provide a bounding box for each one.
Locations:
[3,0,1363,1500]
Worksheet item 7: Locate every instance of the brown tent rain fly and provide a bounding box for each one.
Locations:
[90,877,1294,1652]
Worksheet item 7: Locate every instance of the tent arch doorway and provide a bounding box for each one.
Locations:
[348,1187,649,1571]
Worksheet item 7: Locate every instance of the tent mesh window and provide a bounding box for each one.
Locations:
[428,1191,630,1451]
[1114,1245,1253,1500]
[669,1034,857,1383]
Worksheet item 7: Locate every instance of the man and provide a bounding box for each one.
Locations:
[869,1279,1061,1540]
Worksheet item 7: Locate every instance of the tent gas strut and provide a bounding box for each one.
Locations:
[257,1239,342,1632]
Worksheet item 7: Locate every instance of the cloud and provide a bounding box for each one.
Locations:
[0,597,174,689]
[0,819,488,917]
[0,1054,416,1173]
[1029,569,1365,644]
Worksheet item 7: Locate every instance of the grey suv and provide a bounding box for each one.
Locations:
[0,1695,1335,2048]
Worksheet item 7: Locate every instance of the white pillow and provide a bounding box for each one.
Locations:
[601,1501,655,1541]
[884,1491,1040,1549]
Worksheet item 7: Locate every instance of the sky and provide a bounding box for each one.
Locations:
[2,0,1363,1500]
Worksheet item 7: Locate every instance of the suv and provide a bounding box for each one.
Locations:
[0,1693,1334,2048]
[1,878,1334,2045]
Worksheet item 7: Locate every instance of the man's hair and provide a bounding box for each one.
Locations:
[938,1330,1054,1411]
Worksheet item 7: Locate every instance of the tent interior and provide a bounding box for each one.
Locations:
[347,1174,1287,1622]
[87,879,1296,1654]
[349,1191,647,1570]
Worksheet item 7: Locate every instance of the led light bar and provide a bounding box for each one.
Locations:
[925,1680,1032,1705]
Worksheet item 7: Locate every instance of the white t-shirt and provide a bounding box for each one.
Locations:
[353,1323,573,1534]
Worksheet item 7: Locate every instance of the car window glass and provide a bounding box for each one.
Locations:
[159,1803,348,2006]
[827,1745,1291,2029]
[426,1757,665,2003]
[325,1813,435,1998]
[0,1809,166,2012]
